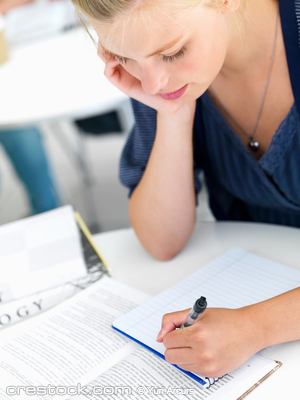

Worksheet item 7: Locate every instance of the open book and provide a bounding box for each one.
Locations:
[0,249,294,400]
[0,206,109,328]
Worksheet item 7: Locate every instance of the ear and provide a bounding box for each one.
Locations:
[221,0,241,14]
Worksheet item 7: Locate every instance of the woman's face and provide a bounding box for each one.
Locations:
[92,2,229,101]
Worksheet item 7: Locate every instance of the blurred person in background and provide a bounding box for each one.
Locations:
[0,0,31,14]
[0,0,60,215]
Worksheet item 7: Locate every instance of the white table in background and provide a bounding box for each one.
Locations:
[0,27,130,128]
[0,25,133,227]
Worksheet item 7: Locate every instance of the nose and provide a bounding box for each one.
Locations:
[140,64,169,95]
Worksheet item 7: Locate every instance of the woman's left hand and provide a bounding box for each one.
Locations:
[156,306,264,378]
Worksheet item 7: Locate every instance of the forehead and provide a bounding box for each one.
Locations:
[91,3,199,58]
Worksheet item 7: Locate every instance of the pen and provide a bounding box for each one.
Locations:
[180,296,207,328]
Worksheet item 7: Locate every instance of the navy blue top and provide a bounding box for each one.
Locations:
[119,0,300,227]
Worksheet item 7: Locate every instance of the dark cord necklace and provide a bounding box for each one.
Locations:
[209,8,279,153]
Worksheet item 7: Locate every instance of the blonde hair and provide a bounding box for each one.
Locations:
[71,0,246,45]
[73,0,199,23]
[71,0,247,24]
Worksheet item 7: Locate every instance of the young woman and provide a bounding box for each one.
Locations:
[71,0,300,378]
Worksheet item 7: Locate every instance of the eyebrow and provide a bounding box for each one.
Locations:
[105,35,184,60]
[145,35,185,57]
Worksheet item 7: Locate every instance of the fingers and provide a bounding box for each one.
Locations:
[164,346,226,378]
[156,309,191,342]
[97,40,111,62]
[164,347,222,378]
[104,58,120,80]
[164,347,194,365]
[97,39,123,86]
[163,324,196,348]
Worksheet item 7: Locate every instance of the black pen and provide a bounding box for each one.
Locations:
[180,296,207,328]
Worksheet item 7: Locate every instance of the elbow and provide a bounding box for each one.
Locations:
[141,238,186,262]
[130,222,194,262]
[129,199,194,261]
[150,247,180,262]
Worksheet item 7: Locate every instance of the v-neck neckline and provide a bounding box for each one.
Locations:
[201,90,297,175]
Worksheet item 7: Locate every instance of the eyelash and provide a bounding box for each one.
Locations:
[162,47,186,63]
[115,56,128,64]
[114,47,186,65]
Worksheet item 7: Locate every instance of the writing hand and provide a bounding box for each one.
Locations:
[157,307,263,378]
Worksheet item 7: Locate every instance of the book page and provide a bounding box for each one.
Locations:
[0,277,150,399]
[0,206,87,302]
[70,347,279,400]
[113,249,297,384]
[0,212,110,329]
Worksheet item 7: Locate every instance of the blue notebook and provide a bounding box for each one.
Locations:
[112,249,299,388]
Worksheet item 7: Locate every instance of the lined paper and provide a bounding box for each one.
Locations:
[113,248,299,388]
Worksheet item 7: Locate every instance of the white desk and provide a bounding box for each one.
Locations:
[93,221,300,400]
[0,27,129,128]
[1,221,299,399]
[93,221,300,295]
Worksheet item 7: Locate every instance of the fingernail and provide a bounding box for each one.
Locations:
[156,329,162,341]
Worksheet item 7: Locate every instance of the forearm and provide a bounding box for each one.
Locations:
[129,110,196,261]
[249,287,300,349]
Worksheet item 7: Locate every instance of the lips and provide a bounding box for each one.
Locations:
[159,84,188,100]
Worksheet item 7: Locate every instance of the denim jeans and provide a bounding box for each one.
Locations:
[0,126,60,214]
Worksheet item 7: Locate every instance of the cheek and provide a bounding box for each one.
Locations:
[201,31,227,74]
[186,38,226,82]
[179,60,198,76]
[207,38,227,71]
